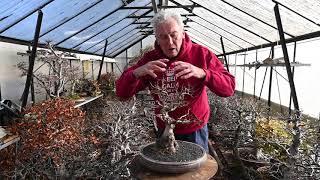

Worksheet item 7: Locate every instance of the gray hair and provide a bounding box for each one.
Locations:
[151,9,184,35]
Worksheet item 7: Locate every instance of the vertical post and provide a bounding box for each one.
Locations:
[28,46,35,105]
[289,42,297,115]
[242,53,246,97]
[0,83,2,101]
[97,40,108,81]
[267,46,274,107]
[21,10,43,109]
[46,67,51,100]
[91,61,94,80]
[234,54,237,76]
[259,67,268,100]
[126,49,128,66]
[274,4,299,111]
[111,63,114,73]
[152,0,158,13]
[140,40,143,50]
[30,77,35,105]
[220,37,230,72]
[82,61,85,78]
[253,49,258,99]
[274,3,300,156]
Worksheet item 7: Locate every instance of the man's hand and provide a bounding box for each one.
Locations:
[173,61,206,79]
[133,59,169,78]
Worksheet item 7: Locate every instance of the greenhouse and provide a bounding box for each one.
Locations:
[0,0,319,179]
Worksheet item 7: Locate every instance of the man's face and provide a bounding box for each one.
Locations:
[156,17,185,58]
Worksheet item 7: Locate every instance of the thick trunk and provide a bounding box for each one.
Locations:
[156,123,179,154]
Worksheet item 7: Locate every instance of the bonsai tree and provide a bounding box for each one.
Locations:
[147,74,196,154]
[99,72,116,91]
[17,43,80,98]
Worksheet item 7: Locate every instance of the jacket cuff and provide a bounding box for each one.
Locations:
[202,68,211,85]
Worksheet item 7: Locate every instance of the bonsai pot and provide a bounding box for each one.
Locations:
[139,140,207,173]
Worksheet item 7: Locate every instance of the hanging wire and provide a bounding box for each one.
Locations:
[234,53,237,77]
[242,52,246,97]
[253,49,258,99]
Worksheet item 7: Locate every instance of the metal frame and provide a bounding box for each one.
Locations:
[55,3,131,46]
[111,34,151,58]
[274,3,299,111]
[218,30,320,57]
[220,37,230,72]
[40,0,104,38]
[0,0,55,33]
[72,9,152,49]
[94,29,142,54]
[188,0,272,43]
[21,10,43,108]
[97,40,108,81]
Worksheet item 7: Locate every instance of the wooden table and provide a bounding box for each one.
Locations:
[134,154,218,180]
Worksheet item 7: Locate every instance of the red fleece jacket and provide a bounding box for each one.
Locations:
[116,33,235,134]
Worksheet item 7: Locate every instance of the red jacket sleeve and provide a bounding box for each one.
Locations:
[203,50,235,97]
[115,58,148,100]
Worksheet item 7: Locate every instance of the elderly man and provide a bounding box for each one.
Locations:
[116,10,235,151]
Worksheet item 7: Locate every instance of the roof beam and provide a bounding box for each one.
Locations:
[127,13,196,19]
[83,23,150,52]
[188,0,272,43]
[136,26,152,29]
[188,33,221,54]
[273,0,320,27]
[220,0,294,37]
[132,22,151,24]
[190,20,243,49]
[169,0,256,47]
[111,34,151,58]
[55,3,131,46]
[193,15,255,46]
[0,0,55,34]
[40,0,104,37]
[0,35,105,56]
[188,26,236,51]
[127,15,153,18]
[72,9,152,49]
[120,6,153,9]
[158,5,201,9]
[217,30,320,56]
[106,34,143,55]
[94,31,142,54]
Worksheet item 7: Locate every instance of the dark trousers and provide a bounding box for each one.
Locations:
[157,124,209,152]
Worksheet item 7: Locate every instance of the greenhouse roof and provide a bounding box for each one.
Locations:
[0,0,320,58]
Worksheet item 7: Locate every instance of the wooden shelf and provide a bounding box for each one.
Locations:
[0,135,20,150]
[229,62,311,68]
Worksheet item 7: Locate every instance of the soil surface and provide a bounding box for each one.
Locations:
[142,141,204,162]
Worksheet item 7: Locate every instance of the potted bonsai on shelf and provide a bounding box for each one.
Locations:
[139,68,207,173]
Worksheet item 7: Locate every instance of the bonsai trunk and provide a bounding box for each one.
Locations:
[156,123,179,154]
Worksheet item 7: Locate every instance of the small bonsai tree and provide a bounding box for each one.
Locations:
[99,72,116,91]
